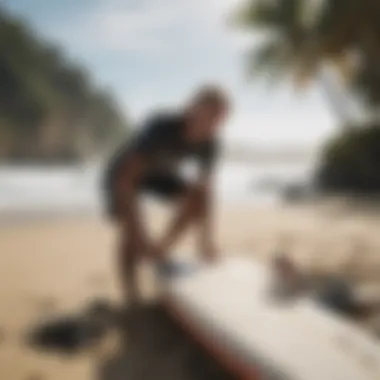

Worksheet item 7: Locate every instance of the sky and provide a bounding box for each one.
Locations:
[4,0,340,148]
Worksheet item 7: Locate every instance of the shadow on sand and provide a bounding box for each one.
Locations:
[26,300,236,380]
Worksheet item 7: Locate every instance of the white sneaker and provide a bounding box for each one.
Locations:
[155,260,198,280]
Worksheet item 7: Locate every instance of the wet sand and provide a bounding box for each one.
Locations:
[1,201,380,379]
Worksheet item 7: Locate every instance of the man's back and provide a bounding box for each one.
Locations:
[105,111,217,189]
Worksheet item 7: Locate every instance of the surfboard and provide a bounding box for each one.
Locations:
[161,257,380,380]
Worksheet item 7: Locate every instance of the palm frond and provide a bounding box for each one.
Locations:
[234,0,278,29]
[245,37,296,87]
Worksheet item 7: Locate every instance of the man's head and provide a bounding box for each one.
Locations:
[185,85,230,139]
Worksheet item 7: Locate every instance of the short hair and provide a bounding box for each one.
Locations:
[190,85,230,111]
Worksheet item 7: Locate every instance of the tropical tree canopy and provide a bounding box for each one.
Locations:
[0,7,129,163]
[235,0,380,194]
[317,122,380,193]
[235,0,380,108]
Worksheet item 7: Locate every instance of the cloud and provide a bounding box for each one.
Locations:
[47,0,253,56]
[32,0,335,146]
[47,1,175,55]
[84,2,178,53]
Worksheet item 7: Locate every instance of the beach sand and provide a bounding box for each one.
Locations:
[1,200,380,379]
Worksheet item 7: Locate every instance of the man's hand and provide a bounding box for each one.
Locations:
[201,241,219,264]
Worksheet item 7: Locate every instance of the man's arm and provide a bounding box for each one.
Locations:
[116,115,167,239]
[153,142,219,262]
[153,173,217,263]
[154,186,200,255]
[197,175,217,262]
[197,143,218,262]
[116,154,147,240]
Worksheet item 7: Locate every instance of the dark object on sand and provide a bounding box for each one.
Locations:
[314,278,361,317]
[268,254,307,303]
[269,254,361,318]
[28,316,104,353]
[27,299,114,353]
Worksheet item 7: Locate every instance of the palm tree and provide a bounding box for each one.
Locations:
[235,0,380,122]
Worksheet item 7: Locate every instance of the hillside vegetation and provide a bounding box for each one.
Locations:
[0,7,128,164]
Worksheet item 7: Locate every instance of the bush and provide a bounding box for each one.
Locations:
[317,123,380,194]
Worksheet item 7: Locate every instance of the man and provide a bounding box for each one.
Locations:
[104,85,229,303]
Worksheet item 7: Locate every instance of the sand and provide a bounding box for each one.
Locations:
[1,200,380,379]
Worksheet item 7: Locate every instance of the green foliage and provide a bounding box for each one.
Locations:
[236,0,316,86]
[236,0,380,105]
[236,0,380,194]
[318,125,380,193]
[0,7,129,163]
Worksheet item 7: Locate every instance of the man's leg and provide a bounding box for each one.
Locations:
[117,225,141,304]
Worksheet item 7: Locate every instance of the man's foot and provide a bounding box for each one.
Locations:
[155,259,198,280]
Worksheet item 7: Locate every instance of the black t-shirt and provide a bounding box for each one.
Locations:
[105,111,218,186]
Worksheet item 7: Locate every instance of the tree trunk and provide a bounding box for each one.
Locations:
[319,69,354,126]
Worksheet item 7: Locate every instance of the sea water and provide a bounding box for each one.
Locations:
[0,161,312,221]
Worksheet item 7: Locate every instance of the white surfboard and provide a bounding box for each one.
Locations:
[161,257,380,380]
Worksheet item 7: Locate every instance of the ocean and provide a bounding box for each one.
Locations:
[0,161,313,222]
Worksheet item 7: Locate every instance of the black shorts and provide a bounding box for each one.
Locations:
[105,173,189,219]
